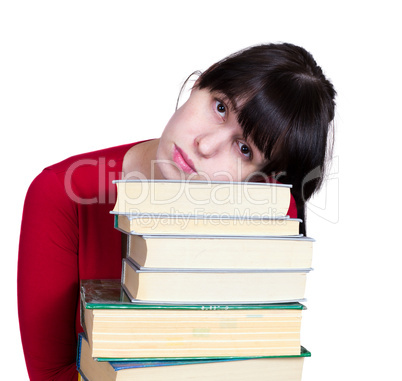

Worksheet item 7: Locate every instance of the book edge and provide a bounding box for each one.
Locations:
[112,179,292,188]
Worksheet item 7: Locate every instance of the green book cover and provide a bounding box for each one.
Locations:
[81,279,306,310]
[80,279,307,362]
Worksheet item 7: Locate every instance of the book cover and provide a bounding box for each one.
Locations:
[114,213,301,236]
[81,279,306,360]
[77,333,310,380]
[122,258,310,304]
[81,279,306,310]
[123,233,314,270]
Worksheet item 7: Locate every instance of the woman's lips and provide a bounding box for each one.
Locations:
[173,145,197,174]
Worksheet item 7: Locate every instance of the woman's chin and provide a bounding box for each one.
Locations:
[154,162,188,181]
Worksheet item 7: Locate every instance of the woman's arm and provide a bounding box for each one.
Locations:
[18,169,79,381]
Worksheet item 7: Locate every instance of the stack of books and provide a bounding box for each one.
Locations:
[77,180,314,381]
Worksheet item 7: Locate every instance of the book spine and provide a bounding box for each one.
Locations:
[76,333,83,371]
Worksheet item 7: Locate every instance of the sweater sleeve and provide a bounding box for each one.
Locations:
[287,192,297,218]
[18,169,79,381]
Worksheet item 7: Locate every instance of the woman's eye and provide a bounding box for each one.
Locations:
[215,100,226,118]
[238,141,252,159]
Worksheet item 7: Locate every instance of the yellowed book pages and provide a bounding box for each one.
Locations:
[128,235,313,269]
[84,306,302,359]
[116,214,300,236]
[122,259,308,304]
[78,333,307,381]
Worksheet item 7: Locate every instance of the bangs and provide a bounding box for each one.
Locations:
[237,90,287,162]
[197,75,289,164]
[196,70,283,162]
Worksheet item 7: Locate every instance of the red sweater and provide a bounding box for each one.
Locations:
[18,142,297,380]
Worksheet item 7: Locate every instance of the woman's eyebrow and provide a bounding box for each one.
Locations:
[212,91,238,111]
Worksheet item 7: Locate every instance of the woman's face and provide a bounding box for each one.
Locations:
[156,88,267,182]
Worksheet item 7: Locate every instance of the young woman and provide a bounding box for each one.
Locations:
[18,42,336,380]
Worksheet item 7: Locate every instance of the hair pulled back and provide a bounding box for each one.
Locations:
[195,43,336,234]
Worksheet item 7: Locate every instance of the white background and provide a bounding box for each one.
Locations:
[1,1,401,379]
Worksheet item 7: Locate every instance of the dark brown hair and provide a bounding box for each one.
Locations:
[195,43,336,234]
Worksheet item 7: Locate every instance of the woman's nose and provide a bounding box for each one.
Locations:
[194,129,227,158]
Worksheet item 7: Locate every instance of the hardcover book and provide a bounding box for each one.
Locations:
[81,279,305,359]
[112,179,292,217]
[77,333,310,381]
[122,258,310,304]
[123,234,313,270]
[114,213,301,236]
